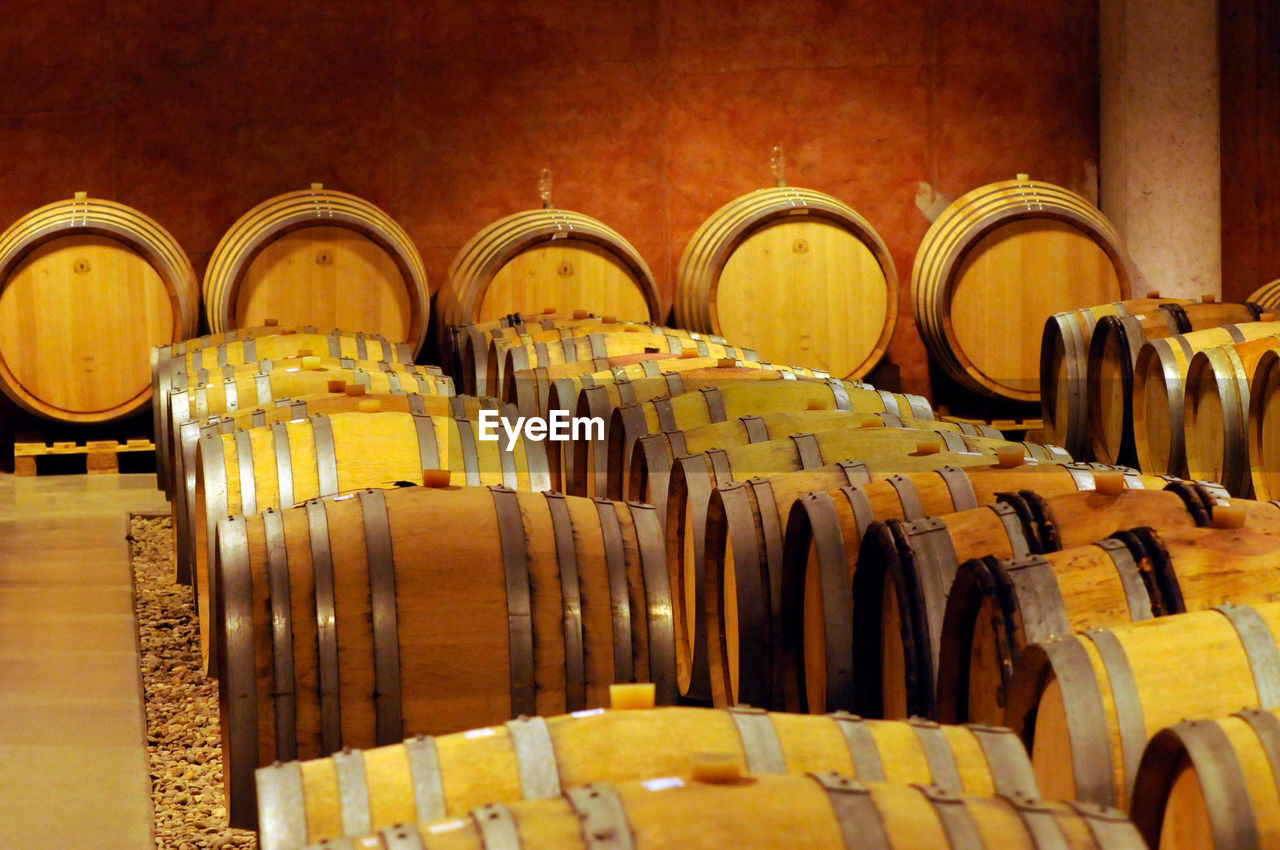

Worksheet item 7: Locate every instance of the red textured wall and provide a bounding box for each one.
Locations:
[0,0,1097,394]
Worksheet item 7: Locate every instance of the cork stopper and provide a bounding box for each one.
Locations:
[861,416,885,428]
[915,439,942,455]
[327,380,347,393]
[1094,470,1126,494]
[343,384,367,397]
[995,445,1025,468]
[690,752,745,784]
[422,469,451,488]
[301,355,323,370]
[1213,501,1247,529]
[573,309,591,319]
[609,683,656,710]
[680,348,699,359]
[357,399,381,413]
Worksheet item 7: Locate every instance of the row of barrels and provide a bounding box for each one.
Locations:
[1040,288,1280,497]
[8,173,1178,424]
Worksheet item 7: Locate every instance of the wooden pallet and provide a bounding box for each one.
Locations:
[14,437,155,476]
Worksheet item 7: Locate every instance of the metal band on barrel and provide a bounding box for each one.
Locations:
[1097,538,1153,620]
[492,487,536,716]
[809,773,890,850]
[827,711,886,781]
[505,716,562,799]
[908,718,963,792]
[594,498,634,684]
[740,415,769,442]
[565,784,634,850]
[728,706,787,773]
[627,501,677,704]
[234,429,257,515]
[967,723,1040,798]
[546,493,586,710]
[936,466,979,512]
[472,803,521,850]
[455,418,483,486]
[360,489,403,745]
[305,499,343,752]
[263,509,296,760]
[790,433,823,468]
[886,475,924,519]
[700,387,727,422]
[310,415,340,495]
[272,422,295,509]
[917,784,983,848]
[405,733,447,824]
[1216,603,1280,709]
[413,413,440,474]
[254,762,306,850]
[331,747,372,837]
[652,396,676,433]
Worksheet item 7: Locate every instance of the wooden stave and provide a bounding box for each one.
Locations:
[203,188,429,355]
[219,485,676,829]
[0,196,200,421]
[195,409,554,673]
[912,179,1136,402]
[172,394,504,588]
[674,187,899,380]
[1003,601,1280,812]
[1248,278,1280,310]
[1183,336,1280,497]
[1133,322,1280,476]
[298,773,1145,850]
[1087,302,1263,465]
[1040,299,1189,460]
[439,209,661,333]
[254,705,1044,850]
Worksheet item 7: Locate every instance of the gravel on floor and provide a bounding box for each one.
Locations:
[129,514,257,849]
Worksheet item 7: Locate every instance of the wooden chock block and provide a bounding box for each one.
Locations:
[14,456,35,476]
[86,441,119,475]
[609,682,655,710]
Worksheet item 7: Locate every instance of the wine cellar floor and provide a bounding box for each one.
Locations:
[0,473,164,849]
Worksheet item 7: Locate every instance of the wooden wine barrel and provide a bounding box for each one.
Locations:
[218,486,675,828]
[1247,348,1280,501]
[195,410,554,671]
[1130,707,1280,850]
[1133,321,1280,475]
[172,393,506,586]
[674,187,898,380]
[439,209,661,336]
[300,773,1144,850]
[157,333,419,496]
[0,194,199,421]
[1249,278,1280,310]
[254,705,1042,850]
[1088,301,1264,465]
[610,379,936,502]
[667,436,1003,702]
[1184,336,1280,496]
[914,177,1136,402]
[940,518,1280,728]
[458,309,602,395]
[1004,601,1280,811]
[1041,298,1189,459]
[851,487,1213,721]
[257,701,1039,850]
[203,185,430,355]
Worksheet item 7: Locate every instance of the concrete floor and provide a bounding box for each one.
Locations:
[0,473,165,849]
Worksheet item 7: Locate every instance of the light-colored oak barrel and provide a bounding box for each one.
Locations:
[1088,301,1264,465]
[438,209,661,336]
[1130,707,1280,850]
[1041,298,1190,459]
[1249,348,1280,501]
[203,186,430,355]
[1004,601,1280,811]
[195,410,553,672]
[255,705,1041,850]
[1133,321,1280,475]
[666,436,1003,702]
[851,487,1212,722]
[1249,278,1280,310]
[305,773,1144,850]
[941,517,1280,729]
[457,309,603,395]
[172,393,506,586]
[156,333,419,496]
[218,485,675,828]
[913,177,1136,402]
[1184,336,1280,496]
[610,379,936,502]
[0,194,199,421]
[776,464,1164,716]
[674,186,898,380]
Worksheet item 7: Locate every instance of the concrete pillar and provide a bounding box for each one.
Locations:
[1100,0,1221,299]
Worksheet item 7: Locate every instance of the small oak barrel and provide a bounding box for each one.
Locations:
[1087,301,1264,465]
[1133,321,1280,475]
[203,185,430,355]
[1249,278,1280,310]
[1041,298,1189,459]
[0,194,199,421]
[438,209,661,335]
[218,485,676,828]
[1130,707,1280,850]
[1004,601,1280,812]
[914,176,1136,402]
[254,704,1041,849]
[675,187,898,380]
[289,774,1143,850]
[1184,336,1280,496]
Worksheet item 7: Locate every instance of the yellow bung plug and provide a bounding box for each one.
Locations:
[691,752,745,784]
[302,355,323,370]
[915,439,941,456]
[344,384,367,397]
[422,469,452,488]
[1213,501,1247,529]
[995,445,1024,468]
[861,416,884,428]
[573,309,591,319]
[327,380,347,393]
[717,358,737,368]
[1094,470,1126,494]
[610,682,656,710]
[680,348,699,359]
[357,399,380,413]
